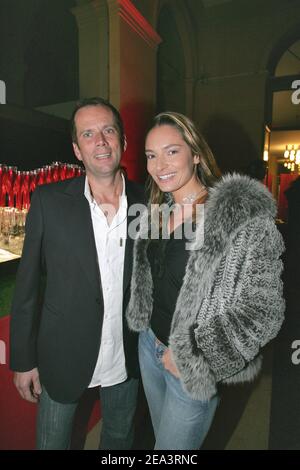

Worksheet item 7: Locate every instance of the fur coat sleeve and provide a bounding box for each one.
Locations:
[192,217,284,380]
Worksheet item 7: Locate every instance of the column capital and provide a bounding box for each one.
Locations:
[107,0,162,49]
[71,0,107,28]
[71,0,109,99]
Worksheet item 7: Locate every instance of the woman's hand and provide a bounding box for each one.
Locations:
[162,348,180,378]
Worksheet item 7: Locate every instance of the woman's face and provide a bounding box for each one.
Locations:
[145,124,200,201]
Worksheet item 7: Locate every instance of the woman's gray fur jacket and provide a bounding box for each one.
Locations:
[126,173,285,401]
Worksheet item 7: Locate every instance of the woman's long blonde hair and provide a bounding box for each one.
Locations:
[146,111,221,205]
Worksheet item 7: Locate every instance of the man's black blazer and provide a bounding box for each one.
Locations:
[10,175,145,403]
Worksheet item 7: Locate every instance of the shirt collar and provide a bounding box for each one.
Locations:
[84,173,127,209]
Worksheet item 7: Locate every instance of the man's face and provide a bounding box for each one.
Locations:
[73,105,125,179]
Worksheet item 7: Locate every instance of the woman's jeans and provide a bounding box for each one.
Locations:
[36,378,139,450]
[139,328,218,450]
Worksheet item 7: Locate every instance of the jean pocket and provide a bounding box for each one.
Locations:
[155,339,167,361]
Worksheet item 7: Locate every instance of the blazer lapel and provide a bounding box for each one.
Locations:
[123,179,146,294]
[63,177,102,296]
[123,183,135,294]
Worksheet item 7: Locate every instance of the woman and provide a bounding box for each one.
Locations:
[126,112,285,450]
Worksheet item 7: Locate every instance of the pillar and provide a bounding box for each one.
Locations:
[71,0,109,99]
[107,0,161,181]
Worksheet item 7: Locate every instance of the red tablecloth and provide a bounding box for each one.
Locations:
[0,315,100,450]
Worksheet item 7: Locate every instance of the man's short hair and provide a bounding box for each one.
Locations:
[70,97,125,150]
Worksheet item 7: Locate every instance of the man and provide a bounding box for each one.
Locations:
[10,97,145,449]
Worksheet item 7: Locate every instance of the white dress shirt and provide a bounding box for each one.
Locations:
[84,175,128,388]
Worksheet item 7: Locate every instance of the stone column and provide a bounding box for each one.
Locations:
[185,78,196,118]
[71,0,109,99]
[107,0,161,181]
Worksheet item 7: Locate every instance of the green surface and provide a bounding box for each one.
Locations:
[0,274,16,318]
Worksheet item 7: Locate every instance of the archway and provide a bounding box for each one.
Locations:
[155,0,196,116]
[265,32,300,221]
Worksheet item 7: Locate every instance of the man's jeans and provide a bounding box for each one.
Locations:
[36,378,139,450]
[139,328,218,450]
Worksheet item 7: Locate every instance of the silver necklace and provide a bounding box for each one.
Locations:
[180,187,207,205]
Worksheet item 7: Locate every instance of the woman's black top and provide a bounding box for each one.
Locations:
[147,225,190,346]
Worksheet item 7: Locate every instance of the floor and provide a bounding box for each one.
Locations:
[83,343,274,450]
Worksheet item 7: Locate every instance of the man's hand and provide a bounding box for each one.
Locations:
[14,368,42,403]
[161,348,180,378]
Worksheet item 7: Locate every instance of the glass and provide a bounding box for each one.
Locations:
[0,160,84,261]
[0,207,14,247]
